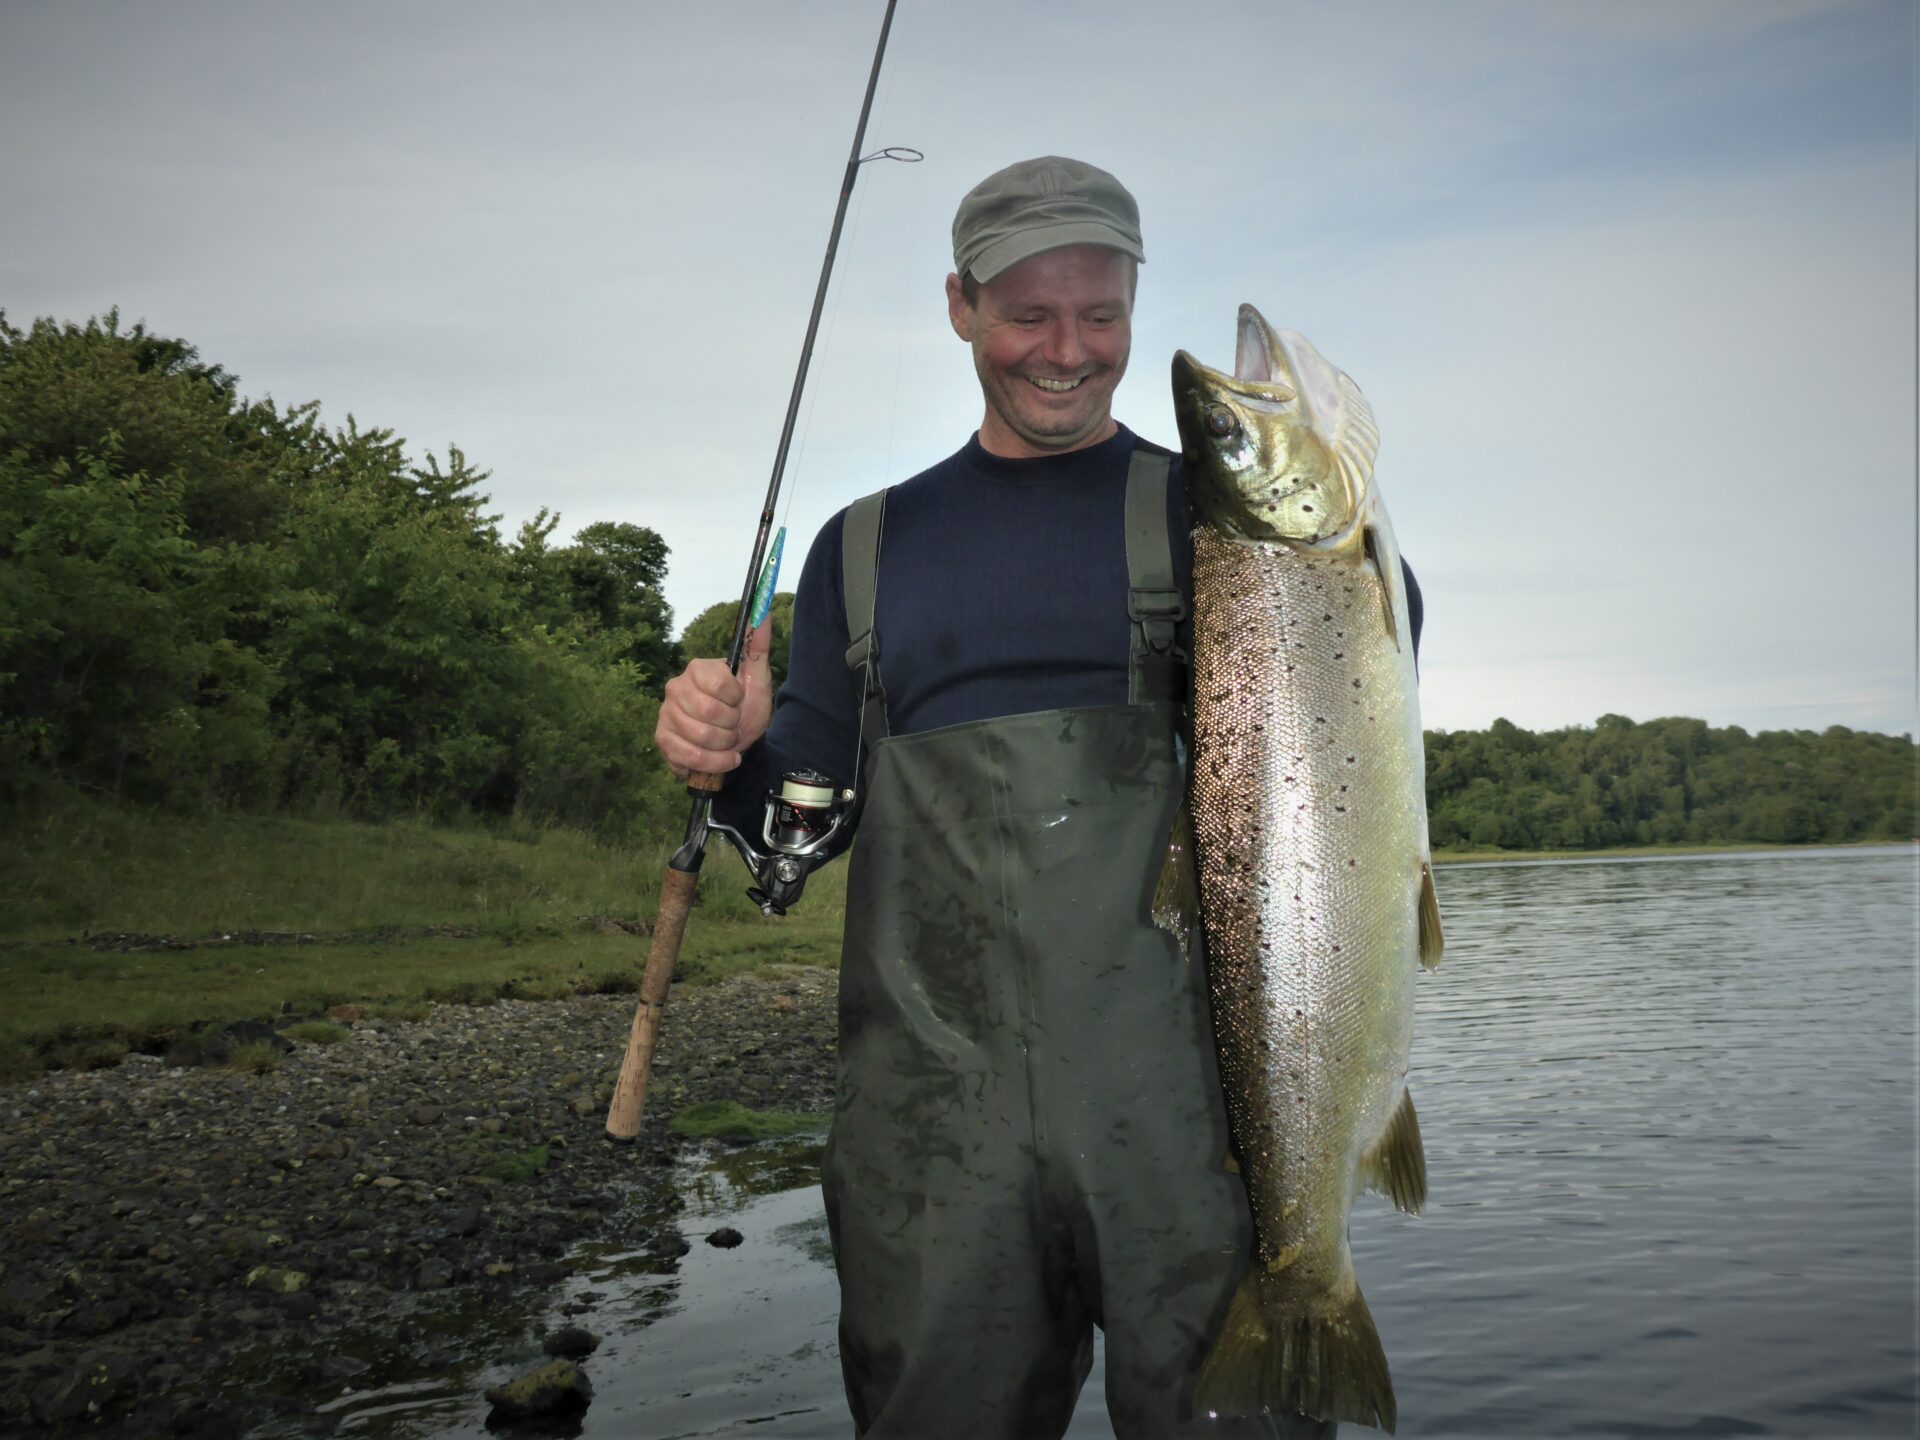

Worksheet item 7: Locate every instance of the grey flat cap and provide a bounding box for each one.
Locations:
[952,156,1144,284]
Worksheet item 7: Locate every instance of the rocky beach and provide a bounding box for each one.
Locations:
[0,969,839,1438]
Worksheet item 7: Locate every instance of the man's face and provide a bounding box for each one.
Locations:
[946,244,1134,459]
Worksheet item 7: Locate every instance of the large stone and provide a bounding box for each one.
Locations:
[483,1358,593,1421]
[243,1266,309,1295]
[541,1325,600,1359]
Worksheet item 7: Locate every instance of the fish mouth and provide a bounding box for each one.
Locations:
[1235,304,1295,391]
[1171,308,1298,409]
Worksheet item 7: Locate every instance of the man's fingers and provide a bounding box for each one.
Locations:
[663,742,742,780]
[742,617,774,669]
[655,651,766,778]
[666,686,740,734]
[684,657,746,707]
[653,713,741,778]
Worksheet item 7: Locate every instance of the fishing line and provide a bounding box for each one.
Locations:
[775,0,915,543]
[780,169,866,537]
[776,100,920,539]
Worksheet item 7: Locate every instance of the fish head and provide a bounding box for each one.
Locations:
[1172,305,1379,547]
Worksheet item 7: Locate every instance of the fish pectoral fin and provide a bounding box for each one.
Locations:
[1417,863,1444,970]
[1361,1088,1428,1216]
[1364,523,1401,650]
[1152,799,1201,955]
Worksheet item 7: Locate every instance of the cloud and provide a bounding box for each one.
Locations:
[3,0,1910,737]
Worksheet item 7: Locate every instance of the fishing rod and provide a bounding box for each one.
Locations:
[608,0,912,1143]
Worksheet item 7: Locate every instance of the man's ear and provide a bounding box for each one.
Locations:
[945,272,975,342]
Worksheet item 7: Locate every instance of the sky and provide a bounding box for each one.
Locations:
[3,0,1914,737]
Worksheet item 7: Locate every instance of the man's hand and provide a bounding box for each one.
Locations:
[654,618,775,780]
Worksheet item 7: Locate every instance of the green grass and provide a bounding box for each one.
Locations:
[668,1100,823,1143]
[0,793,847,1079]
[280,1020,350,1045]
[483,1144,550,1182]
[223,1040,281,1075]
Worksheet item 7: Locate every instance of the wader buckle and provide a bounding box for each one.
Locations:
[1128,588,1188,655]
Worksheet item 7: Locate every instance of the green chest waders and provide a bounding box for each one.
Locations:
[821,450,1335,1440]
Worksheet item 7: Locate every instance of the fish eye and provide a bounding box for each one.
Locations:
[1205,406,1239,439]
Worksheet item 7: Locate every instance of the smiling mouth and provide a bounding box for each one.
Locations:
[1026,375,1085,393]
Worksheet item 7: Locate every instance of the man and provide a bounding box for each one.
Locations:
[656,157,1415,1438]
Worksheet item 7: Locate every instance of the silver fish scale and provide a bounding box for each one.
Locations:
[1189,525,1424,1295]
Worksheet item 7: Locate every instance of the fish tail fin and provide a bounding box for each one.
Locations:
[1361,1088,1428,1215]
[1194,1270,1397,1432]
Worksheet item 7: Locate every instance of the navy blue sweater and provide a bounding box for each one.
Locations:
[714,424,1422,836]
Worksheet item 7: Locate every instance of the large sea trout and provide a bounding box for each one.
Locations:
[1159,306,1442,1432]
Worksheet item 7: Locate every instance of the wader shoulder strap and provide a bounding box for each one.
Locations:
[1124,448,1187,705]
[841,488,890,749]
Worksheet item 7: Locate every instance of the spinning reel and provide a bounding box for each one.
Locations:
[707,768,856,916]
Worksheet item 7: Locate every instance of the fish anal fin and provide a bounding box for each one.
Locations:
[1417,863,1444,970]
[1363,524,1400,650]
[1361,1088,1428,1216]
[1194,1269,1398,1432]
[1153,799,1200,958]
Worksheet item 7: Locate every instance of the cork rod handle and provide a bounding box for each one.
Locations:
[605,862,702,1141]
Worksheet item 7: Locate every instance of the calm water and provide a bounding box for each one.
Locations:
[328,847,1919,1438]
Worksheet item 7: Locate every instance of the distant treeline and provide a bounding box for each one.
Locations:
[3,313,1911,851]
[1426,715,1914,849]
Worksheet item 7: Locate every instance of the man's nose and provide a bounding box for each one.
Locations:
[1040,319,1085,370]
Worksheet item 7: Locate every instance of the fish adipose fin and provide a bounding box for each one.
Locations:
[1194,1270,1397,1432]
[1152,800,1201,956]
[1418,864,1444,970]
[1361,1089,1428,1216]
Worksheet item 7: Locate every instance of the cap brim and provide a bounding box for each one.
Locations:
[968,221,1146,283]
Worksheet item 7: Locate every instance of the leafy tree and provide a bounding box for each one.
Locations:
[0,309,689,833]
[1425,714,1916,851]
[0,310,291,547]
[511,514,678,692]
